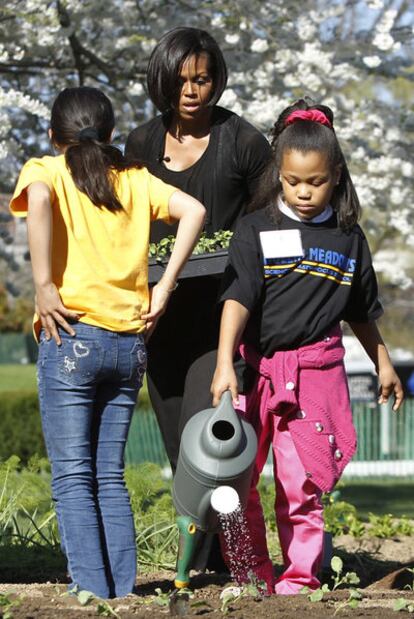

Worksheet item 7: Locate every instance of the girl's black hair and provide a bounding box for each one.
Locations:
[146,27,228,113]
[249,98,360,231]
[50,87,142,211]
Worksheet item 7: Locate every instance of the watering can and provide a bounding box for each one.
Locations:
[172,390,257,588]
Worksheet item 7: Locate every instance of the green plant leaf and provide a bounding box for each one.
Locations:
[220,591,239,604]
[394,598,409,611]
[345,572,360,585]
[153,588,170,607]
[348,598,360,609]
[309,588,324,602]
[96,601,121,618]
[331,556,343,574]
[77,590,95,606]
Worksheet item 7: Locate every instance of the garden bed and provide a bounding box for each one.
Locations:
[2,532,414,618]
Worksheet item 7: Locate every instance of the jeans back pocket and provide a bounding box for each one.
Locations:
[57,336,104,386]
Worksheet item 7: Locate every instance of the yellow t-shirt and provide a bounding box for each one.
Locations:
[10,155,177,338]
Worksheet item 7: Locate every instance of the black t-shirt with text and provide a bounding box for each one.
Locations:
[221,208,383,357]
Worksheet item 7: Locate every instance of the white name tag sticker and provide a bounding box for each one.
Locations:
[259,229,304,260]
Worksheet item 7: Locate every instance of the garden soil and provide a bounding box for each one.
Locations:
[1,532,414,618]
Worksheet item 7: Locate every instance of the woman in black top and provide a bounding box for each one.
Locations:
[125,27,271,570]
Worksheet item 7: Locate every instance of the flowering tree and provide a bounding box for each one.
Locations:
[0,0,413,295]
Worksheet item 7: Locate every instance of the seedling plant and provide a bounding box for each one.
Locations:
[219,572,266,615]
[302,556,363,613]
[70,587,121,618]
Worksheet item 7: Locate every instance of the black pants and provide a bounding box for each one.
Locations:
[147,277,227,572]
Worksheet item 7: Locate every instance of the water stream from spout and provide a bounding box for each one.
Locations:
[217,504,255,586]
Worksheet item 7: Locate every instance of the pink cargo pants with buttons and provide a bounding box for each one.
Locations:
[236,394,324,595]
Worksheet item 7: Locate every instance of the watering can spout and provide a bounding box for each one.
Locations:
[174,515,202,589]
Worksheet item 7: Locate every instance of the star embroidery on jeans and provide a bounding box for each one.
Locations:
[64,356,76,373]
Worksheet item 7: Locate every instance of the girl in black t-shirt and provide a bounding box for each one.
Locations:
[211,99,403,594]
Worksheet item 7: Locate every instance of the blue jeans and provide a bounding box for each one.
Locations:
[37,323,146,598]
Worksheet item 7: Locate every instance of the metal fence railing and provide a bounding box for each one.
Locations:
[0,333,37,364]
[125,399,414,479]
[344,398,414,478]
[125,409,169,468]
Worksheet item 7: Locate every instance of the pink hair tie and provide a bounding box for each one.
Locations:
[285,109,332,128]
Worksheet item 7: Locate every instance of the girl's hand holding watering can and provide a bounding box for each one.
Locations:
[211,362,239,407]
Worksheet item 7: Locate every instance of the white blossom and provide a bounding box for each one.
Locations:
[114,37,131,50]
[352,147,366,161]
[250,39,269,53]
[376,9,398,33]
[128,82,144,97]
[0,88,48,119]
[296,16,317,41]
[225,34,240,45]
[385,127,401,142]
[363,55,382,68]
[373,32,394,51]
[374,251,412,289]
[401,162,413,177]
[390,186,408,205]
[218,88,237,108]
[0,141,8,160]
[211,14,224,28]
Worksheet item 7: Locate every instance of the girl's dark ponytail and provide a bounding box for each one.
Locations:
[65,138,126,211]
[50,87,141,211]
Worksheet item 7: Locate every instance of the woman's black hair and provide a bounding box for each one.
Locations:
[146,27,228,113]
[249,98,361,231]
[50,86,142,211]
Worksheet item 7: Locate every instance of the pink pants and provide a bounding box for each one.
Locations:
[232,395,324,595]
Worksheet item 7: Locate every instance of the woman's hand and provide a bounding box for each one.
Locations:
[36,283,82,345]
[211,362,239,407]
[142,279,176,338]
[378,363,404,412]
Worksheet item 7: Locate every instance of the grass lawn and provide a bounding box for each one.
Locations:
[0,364,37,392]
[339,480,414,520]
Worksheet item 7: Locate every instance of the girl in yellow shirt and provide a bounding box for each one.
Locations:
[10,86,205,598]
